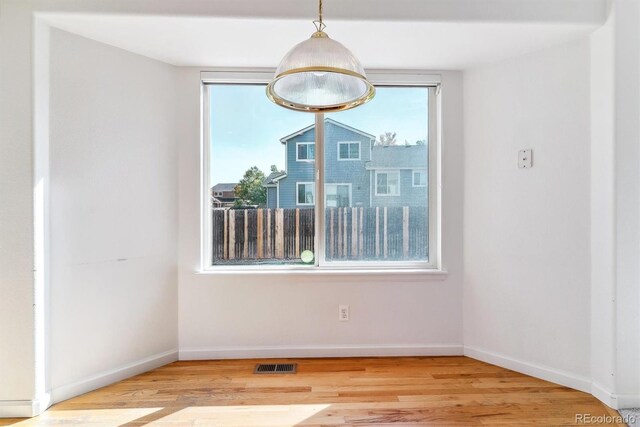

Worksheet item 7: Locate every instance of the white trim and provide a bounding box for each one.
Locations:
[0,393,51,418]
[463,346,591,394]
[314,113,326,267]
[201,84,212,270]
[374,170,401,196]
[180,344,463,360]
[617,393,640,409]
[196,267,447,276]
[280,117,376,143]
[337,141,361,161]
[295,141,315,162]
[592,382,618,409]
[412,169,427,187]
[296,182,315,206]
[325,183,352,208]
[201,70,441,271]
[50,349,178,405]
[591,382,640,410]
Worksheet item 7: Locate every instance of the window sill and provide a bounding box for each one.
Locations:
[196,267,448,279]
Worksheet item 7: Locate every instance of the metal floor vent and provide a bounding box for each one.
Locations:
[254,363,297,374]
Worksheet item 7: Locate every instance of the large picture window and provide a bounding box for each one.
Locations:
[203,71,439,269]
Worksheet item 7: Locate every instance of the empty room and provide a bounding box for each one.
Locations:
[1,0,639,425]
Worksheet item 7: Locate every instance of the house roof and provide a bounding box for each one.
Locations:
[263,171,287,186]
[367,144,428,169]
[279,118,375,144]
[211,183,237,192]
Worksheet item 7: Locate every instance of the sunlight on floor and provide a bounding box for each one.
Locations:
[11,408,161,426]
[146,404,332,426]
[8,404,333,426]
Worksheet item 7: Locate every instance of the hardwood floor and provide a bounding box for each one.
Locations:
[1,357,624,426]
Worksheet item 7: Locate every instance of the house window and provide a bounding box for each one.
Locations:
[297,182,315,205]
[413,170,427,187]
[338,142,360,160]
[297,142,315,161]
[375,171,400,196]
[326,184,351,207]
[202,72,439,270]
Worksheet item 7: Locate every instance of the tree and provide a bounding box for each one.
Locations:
[415,139,427,146]
[270,164,283,173]
[376,131,397,146]
[234,166,266,206]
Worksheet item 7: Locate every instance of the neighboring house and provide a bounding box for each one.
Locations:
[211,182,238,207]
[264,118,428,208]
[263,171,287,209]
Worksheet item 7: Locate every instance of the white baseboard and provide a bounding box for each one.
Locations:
[463,346,592,394]
[592,381,618,409]
[0,393,50,418]
[592,382,640,410]
[617,393,640,409]
[50,349,178,405]
[180,344,464,360]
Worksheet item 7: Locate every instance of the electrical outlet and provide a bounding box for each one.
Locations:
[339,305,349,321]
[518,149,533,169]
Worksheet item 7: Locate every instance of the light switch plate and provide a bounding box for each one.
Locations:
[518,149,533,169]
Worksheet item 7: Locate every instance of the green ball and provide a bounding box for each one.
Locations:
[301,250,314,264]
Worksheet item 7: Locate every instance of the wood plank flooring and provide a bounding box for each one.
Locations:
[0,357,624,426]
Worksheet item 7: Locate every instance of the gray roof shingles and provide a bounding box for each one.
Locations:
[367,144,428,169]
[211,183,238,192]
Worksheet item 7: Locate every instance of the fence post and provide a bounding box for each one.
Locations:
[275,208,284,258]
[359,207,364,257]
[375,207,380,257]
[228,209,235,259]
[383,206,388,258]
[403,206,409,258]
[257,209,263,259]
[351,207,357,257]
[295,208,300,258]
[329,208,335,259]
[223,209,228,260]
[343,208,348,257]
[243,211,249,258]
[266,209,271,258]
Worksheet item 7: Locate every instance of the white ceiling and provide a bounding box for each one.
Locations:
[39,0,606,70]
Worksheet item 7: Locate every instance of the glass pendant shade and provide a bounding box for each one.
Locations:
[267,31,375,112]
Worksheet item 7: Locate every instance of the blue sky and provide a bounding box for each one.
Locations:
[210,85,428,185]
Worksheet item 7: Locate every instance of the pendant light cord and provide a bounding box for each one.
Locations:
[313,0,326,32]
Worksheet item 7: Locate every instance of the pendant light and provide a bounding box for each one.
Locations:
[266,0,375,113]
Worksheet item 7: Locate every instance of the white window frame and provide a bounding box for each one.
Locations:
[296,142,315,162]
[375,170,401,196]
[296,182,315,206]
[325,183,352,207]
[201,70,441,272]
[413,169,427,187]
[337,141,361,161]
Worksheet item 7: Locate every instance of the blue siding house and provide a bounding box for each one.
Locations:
[263,118,428,208]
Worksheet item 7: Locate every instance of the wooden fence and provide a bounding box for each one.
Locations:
[212,206,427,263]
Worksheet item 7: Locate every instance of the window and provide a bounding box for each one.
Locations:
[338,142,360,160]
[297,182,315,205]
[375,171,400,196]
[325,184,351,207]
[413,170,427,187]
[296,142,315,161]
[203,71,439,270]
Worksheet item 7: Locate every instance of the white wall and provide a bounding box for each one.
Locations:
[463,39,592,389]
[177,69,465,359]
[0,0,37,406]
[48,29,179,401]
